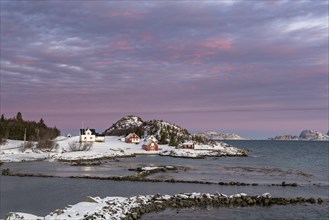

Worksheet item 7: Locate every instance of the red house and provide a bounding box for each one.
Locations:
[142,136,158,151]
[125,133,141,143]
[143,139,158,151]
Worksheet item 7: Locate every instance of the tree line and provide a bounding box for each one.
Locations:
[0,112,60,142]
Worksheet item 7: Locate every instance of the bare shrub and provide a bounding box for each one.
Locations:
[36,139,58,152]
[0,138,7,146]
[68,141,93,151]
[35,128,59,152]
[19,141,35,152]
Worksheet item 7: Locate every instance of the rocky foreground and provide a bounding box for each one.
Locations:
[6,192,326,220]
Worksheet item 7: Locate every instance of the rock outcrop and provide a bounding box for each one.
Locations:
[271,135,299,141]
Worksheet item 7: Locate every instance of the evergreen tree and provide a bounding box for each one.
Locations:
[0,113,60,141]
[16,112,23,122]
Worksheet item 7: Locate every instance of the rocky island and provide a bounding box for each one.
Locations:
[196,131,246,140]
[270,130,329,141]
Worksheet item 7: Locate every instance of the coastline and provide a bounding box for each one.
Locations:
[0,136,247,163]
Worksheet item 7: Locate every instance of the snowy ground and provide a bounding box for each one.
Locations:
[0,136,246,163]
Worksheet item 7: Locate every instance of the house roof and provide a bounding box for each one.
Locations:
[144,135,158,143]
[80,128,96,135]
[144,139,158,145]
[126,133,139,139]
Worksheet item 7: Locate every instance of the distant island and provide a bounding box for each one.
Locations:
[196,131,247,140]
[269,130,329,141]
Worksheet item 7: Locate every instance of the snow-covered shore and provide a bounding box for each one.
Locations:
[0,136,247,163]
[5,192,325,220]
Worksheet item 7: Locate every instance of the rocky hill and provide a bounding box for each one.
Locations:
[104,115,213,146]
[270,135,299,141]
[270,130,329,141]
[299,130,329,141]
[197,131,246,140]
[104,116,143,136]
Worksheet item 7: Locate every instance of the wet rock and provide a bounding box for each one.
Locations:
[307,198,316,204]
[131,212,138,220]
[85,196,98,203]
[2,168,10,176]
[262,193,271,199]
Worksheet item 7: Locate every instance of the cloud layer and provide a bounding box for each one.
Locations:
[1,1,328,137]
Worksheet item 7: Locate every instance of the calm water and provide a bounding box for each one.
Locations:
[141,205,329,220]
[1,140,328,219]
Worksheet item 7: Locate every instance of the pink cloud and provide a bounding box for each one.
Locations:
[15,60,35,65]
[92,60,113,66]
[265,45,296,56]
[110,10,146,19]
[191,50,217,63]
[113,39,134,50]
[140,34,155,41]
[202,38,232,49]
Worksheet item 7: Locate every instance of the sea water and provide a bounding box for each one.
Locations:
[1,140,328,219]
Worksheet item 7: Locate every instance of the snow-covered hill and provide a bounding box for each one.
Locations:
[299,130,329,141]
[270,130,329,141]
[197,131,246,140]
[104,115,143,135]
[104,116,198,146]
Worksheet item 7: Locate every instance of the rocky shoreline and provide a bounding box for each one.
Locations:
[6,192,327,220]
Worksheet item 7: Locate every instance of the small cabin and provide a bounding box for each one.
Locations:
[179,142,195,149]
[125,133,140,143]
[142,136,159,151]
[95,134,105,142]
[80,128,105,142]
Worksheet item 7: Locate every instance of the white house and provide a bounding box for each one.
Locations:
[80,128,105,142]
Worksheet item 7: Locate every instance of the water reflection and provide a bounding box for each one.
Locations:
[80,166,93,171]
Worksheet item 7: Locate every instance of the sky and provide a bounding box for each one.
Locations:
[1,0,328,138]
